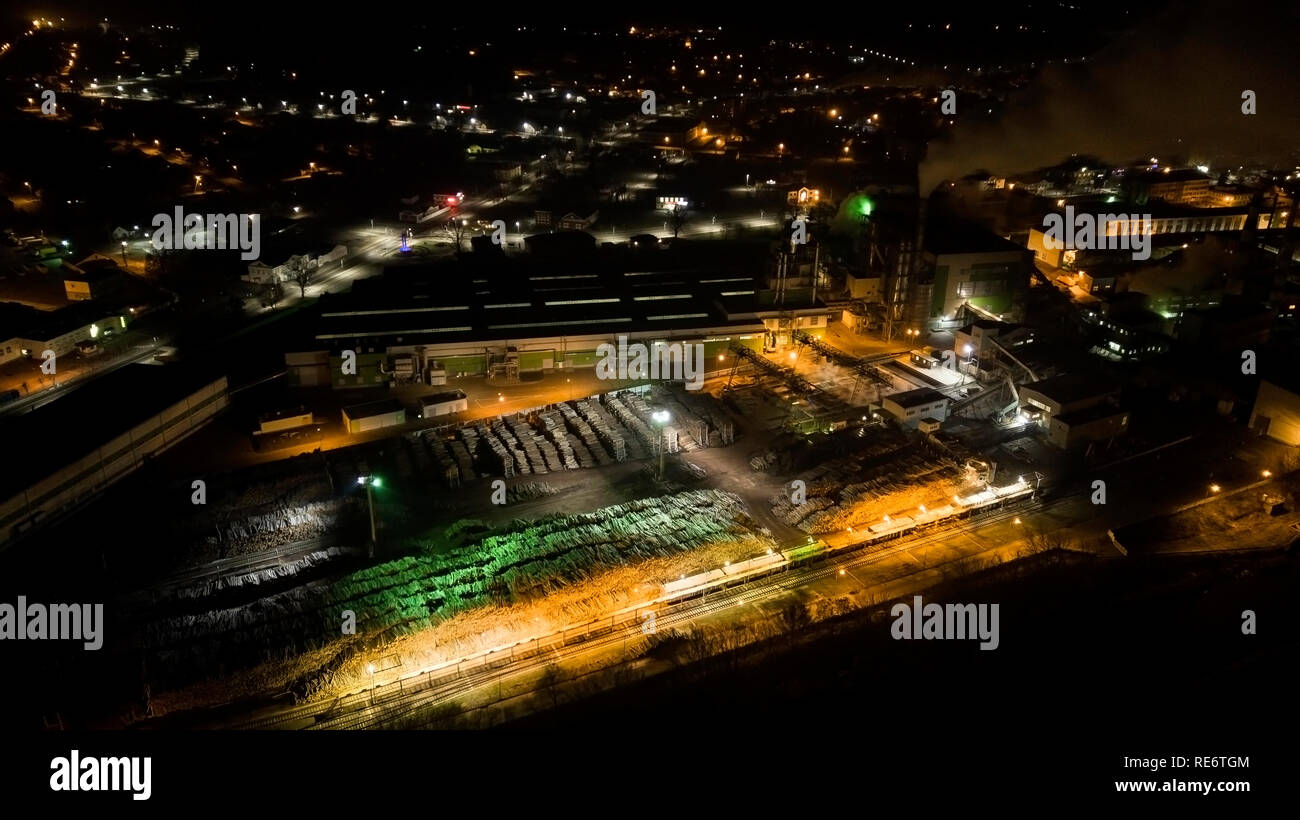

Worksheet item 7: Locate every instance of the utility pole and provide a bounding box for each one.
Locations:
[652,410,671,479]
[358,475,381,558]
[366,480,376,558]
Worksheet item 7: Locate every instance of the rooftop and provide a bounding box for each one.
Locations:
[342,398,406,419]
[0,364,228,500]
[1055,402,1128,426]
[309,241,783,348]
[1020,373,1119,405]
[0,301,124,342]
[886,387,949,409]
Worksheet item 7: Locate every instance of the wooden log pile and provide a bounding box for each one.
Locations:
[506,416,549,474]
[646,386,709,450]
[559,402,614,465]
[488,419,530,476]
[575,399,632,461]
[139,490,777,682]
[419,431,461,488]
[470,422,515,478]
[606,394,666,453]
[538,410,581,470]
[449,439,477,481]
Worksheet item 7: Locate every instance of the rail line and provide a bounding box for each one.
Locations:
[224,490,1040,729]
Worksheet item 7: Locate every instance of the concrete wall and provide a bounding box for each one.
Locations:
[285,350,330,386]
[329,351,388,388]
[847,272,881,301]
[421,396,469,418]
[1251,380,1300,446]
[882,396,949,428]
[342,408,406,434]
[1026,228,1065,268]
[931,250,1028,319]
[1047,409,1129,449]
[259,411,313,434]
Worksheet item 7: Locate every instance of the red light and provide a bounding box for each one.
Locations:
[447,197,457,205]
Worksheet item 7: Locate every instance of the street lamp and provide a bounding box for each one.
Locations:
[357,475,382,558]
[652,410,671,479]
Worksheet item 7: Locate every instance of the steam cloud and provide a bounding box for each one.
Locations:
[921,1,1300,194]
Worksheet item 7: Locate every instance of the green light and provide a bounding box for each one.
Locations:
[860,198,874,217]
[370,477,382,488]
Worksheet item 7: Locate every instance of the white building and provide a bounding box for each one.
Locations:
[243,243,346,284]
[882,388,950,429]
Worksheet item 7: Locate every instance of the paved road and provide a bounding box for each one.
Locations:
[0,339,167,417]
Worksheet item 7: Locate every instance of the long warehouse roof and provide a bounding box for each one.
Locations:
[309,241,803,346]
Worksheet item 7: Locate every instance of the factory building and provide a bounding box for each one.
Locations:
[882,387,950,429]
[1018,373,1128,449]
[342,399,407,434]
[286,242,831,390]
[420,390,469,419]
[925,219,1034,325]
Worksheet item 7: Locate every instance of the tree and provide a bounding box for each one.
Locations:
[290,265,313,298]
[668,204,689,238]
[444,218,468,255]
[780,600,811,643]
[537,663,564,709]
